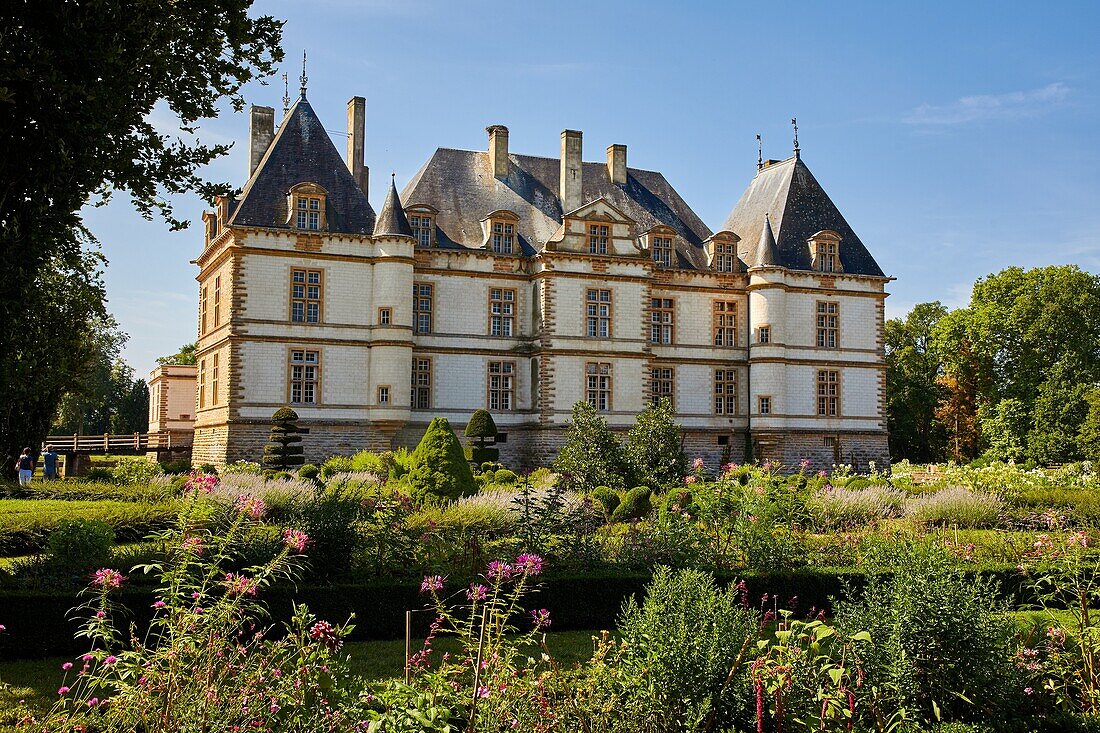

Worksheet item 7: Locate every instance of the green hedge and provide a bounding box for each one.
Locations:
[0,499,178,556]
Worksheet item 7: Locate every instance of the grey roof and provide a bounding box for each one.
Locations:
[401,149,713,267]
[721,156,885,276]
[755,213,781,267]
[374,178,414,237]
[229,98,375,235]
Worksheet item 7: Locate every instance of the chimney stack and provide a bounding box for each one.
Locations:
[487,125,509,178]
[607,144,627,185]
[346,96,369,197]
[560,129,583,213]
[248,105,275,178]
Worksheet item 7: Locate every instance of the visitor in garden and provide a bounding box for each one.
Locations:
[41,444,58,480]
[16,447,34,486]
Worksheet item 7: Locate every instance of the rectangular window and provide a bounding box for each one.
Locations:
[290,269,323,324]
[413,283,433,334]
[758,325,771,344]
[715,242,737,272]
[817,302,839,349]
[377,385,390,405]
[759,396,771,415]
[714,369,737,415]
[489,288,516,337]
[588,223,609,254]
[198,358,206,409]
[289,350,320,404]
[586,362,612,411]
[650,298,674,344]
[650,367,674,407]
[411,357,432,409]
[296,196,322,230]
[491,221,515,254]
[378,308,391,326]
[817,370,839,416]
[200,286,208,335]
[652,236,672,267]
[487,360,516,411]
[213,276,221,327]
[817,242,838,272]
[410,214,433,247]
[585,288,612,338]
[713,301,738,347]
[211,353,219,406]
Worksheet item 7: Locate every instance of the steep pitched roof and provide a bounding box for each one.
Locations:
[374,177,414,237]
[229,98,375,235]
[721,156,885,276]
[755,213,781,267]
[401,149,713,267]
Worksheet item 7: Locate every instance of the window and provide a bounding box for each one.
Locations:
[714,369,737,415]
[817,370,839,416]
[650,367,674,407]
[652,236,672,267]
[198,358,206,409]
[714,241,737,272]
[295,195,322,230]
[491,220,515,254]
[586,289,612,338]
[759,396,771,415]
[411,357,432,408]
[410,214,433,247]
[413,283,433,334]
[586,362,612,411]
[816,302,838,349]
[211,353,219,406]
[758,325,771,344]
[378,308,391,326]
[200,286,209,335]
[816,241,839,272]
[213,276,221,327]
[289,350,319,404]
[290,269,323,324]
[650,298,674,344]
[588,223,609,254]
[489,288,516,337]
[713,301,737,347]
[377,385,390,405]
[487,361,516,411]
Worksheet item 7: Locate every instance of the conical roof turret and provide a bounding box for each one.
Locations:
[373,176,414,238]
[755,213,782,267]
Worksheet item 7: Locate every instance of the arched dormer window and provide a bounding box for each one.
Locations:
[406,204,438,247]
[644,226,677,268]
[808,230,843,273]
[705,231,741,273]
[287,183,328,231]
[481,210,520,254]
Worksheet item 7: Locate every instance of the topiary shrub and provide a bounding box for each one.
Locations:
[47,519,115,574]
[404,417,477,503]
[493,469,517,485]
[610,486,653,522]
[298,464,320,481]
[659,488,696,517]
[589,486,621,517]
[262,407,305,471]
[464,408,500,466]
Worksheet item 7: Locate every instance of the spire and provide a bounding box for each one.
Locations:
[373,174,414,238]
[299,51,308,99]
[756,134,763,170]
[792,117,800,159]
[755,213,781,267]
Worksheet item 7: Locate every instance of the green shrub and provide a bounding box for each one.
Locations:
[0,499,178,555]
[110,457,164,485]
[199,463,217,475]
[46,519,115,573]
[403,417,477,503]
[464,409,498,441]
[493,469,517,485]
[659,488,696,516]
[466,445,500,465]
[222,460,262,475]
[589,486,621,516]
[319,455,354,480]
[85,467,114,483]
[624,398,687,490]
[843,476,871,491]
[262,407,305,471]
[610,486,652,522]
[298,463,320,481]
[553,401,629,493]
[906,486,1003,528]
[159,458,191,475]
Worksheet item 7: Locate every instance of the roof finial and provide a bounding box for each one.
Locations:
[756,134,763,170]
[792,117,800,159]
[281,72,290,117]
[299,51,308,98]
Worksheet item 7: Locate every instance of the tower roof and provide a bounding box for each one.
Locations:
[229,98,375,234]
[373,177,414,237]
[721,156,884,276]
[755,213,781,267]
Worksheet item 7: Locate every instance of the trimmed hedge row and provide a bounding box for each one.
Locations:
[0,565,1039,659]
[0,499,178,556]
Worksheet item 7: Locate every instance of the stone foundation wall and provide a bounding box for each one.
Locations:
[682,430,748,469]
[197,420,400,468]
[754,431,890,473]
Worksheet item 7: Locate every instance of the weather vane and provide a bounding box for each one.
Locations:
[756,134,763,169]
[792,117,800,157]
[281,72,290,116]
[299,51,308,97]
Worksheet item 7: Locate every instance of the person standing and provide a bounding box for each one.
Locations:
[42,445,58,480]
[16,448,34,487]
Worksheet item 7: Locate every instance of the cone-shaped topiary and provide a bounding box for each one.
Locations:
[405,417,477,503]
[262,407,305,471]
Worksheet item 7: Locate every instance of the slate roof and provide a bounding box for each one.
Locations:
[374,177,414,237]
[755,213,781,267]
[721,156,885,276]
[401,149,714,268]
[229,97,375,235]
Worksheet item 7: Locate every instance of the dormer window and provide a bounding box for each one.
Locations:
[714,242,737,272]
[410,213,434,247]
[808,230,843,273]
[588,223,609,254]
[491,221,515,254]
[288,183,327,231]
[296,196,321,230]
[652,236,673,267]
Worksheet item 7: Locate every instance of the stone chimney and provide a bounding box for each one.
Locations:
[346,97,369,197]
[487,125,509,178]
[607,144,627,185]
[560,129,583,213]
[248,105,275,178]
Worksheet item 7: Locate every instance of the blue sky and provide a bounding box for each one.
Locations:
[83,0,1100,377]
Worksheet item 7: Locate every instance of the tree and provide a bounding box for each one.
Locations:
[978,398,1029,462]
[1079,389,1100,463]
[404,417,477,503]
[157,343,198,366]
[1,2,283,474]
[553,402,628,494]
[262,408,305,472]
[624,398,687,489]
[1027,356,1093,465]
[463,409,499,465]
[885,302,948,461]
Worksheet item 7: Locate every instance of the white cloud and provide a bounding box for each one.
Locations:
[902,82,1070,126]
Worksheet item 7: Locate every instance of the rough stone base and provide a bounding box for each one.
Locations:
[196,420,401,469]
[752,430,890,473]
[682,430,749,469]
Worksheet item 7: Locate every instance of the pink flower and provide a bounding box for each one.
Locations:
[684,475,697,485]
[530,608,551,629]
[223,572,259,597]
[1024,687,1034,695]
[476,686,490,699]
[61,662,72,670]
[722,462,739,474]
[0,625,6,632]
[515,553,543,577]
[91,568,125,589]
[58,686,70,695]
[181,536,204,556]
[420,575,445,594]
[184,470,218,494]
[282,528,310,553]
[88,697,100,707]
[95,611,106,619]
[310,620,342,652]
[235,494,266,519]
[153,600,167,609]
[692,457,705,471]
[799,458,811,470]
[487,561,513,582]
[105,655,117,665]
[466,584,488,601]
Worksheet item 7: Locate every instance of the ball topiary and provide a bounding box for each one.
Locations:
[298,463,320,481]
[610,486,653,522]
[589,486,621,517]
[493,469,517,485]
[464,409,498,441]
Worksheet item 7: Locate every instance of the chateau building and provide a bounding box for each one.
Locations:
[189,84,892,470]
